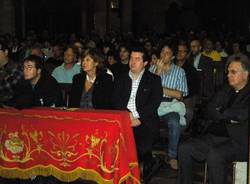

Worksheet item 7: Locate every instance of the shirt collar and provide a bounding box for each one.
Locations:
[129,69,145,81]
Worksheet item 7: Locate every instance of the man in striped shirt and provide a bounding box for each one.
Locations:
[150,44,188,170]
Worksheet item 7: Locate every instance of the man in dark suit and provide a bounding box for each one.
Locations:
[112,47,162,178]
[177,56,250,184]
[189,39,214,99]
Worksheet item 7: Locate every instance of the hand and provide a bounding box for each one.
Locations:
[129,112,134,121]
[156,59,165,69]
[131,118,141,127]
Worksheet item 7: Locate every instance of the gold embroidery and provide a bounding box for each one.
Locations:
[0,111,121,125]
[0,124,130,177]
[29,130,43,143]
[48,131,80,167]
[5,132,24,154]
[0,110,140,183]
[0,126,44,163]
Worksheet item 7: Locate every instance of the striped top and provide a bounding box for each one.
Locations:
[149,64,188,97]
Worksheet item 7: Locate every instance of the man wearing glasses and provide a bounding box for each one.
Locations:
[8,55,63,109]
[177,56,250,184]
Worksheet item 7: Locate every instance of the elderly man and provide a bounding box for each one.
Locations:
[177,56,250,184]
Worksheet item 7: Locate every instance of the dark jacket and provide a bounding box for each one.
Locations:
[112,70,163,132]
[11,71,63,109]
[109,62,129,79]
[181,60,199,98]
[204,82,250,160]
[69,71,113,109]
[189,55,214,98]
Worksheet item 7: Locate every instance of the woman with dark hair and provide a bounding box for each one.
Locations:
[69,49,113,109]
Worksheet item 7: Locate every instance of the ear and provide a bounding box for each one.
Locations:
[4,49,8,56]
[143,61,148,67]
[37,68,41,75]
[243,71,249,80]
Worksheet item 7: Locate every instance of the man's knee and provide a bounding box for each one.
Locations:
[207,149,225,166]
[162,112,180,126]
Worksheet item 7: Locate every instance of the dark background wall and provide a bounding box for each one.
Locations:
[0,0,249,37]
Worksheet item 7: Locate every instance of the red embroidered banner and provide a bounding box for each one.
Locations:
[0,107,140,184]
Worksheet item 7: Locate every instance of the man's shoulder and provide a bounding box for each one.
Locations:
[52,64,63,74]
[114,72,129,81]
[200,55,213,63]
[170,64,186,75]
[73,72,83,79]
[99,71,113,79]
[40,72,60,86]
[140,70,162,86]
[73,63,81,70]
[144,69,160,79]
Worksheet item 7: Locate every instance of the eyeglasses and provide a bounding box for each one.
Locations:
[23,65,36,71]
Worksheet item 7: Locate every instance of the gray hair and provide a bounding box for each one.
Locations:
[227,56,250,73]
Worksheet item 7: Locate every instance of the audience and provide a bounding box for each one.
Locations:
[69,49,113,109]
[175,43,199,126]
[0,29,249,182]
[215,40,228,60]
[202,39,222,62]
[189,39,214,99]
[44,44,64,74]
[112,46,162,180]
[52,46,81,84]
[9,55,63,109]
[149,44,188,170]
[177,56,250,184]
[0,48,23,104]
[109,45,130,78]
[227,40,249,67]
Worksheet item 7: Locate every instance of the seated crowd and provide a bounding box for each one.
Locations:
[0,30,249,184]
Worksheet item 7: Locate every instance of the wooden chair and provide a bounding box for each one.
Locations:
[203,161,247,184]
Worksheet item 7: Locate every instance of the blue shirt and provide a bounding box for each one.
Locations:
[149,64,188,97]
[52,63,81,84]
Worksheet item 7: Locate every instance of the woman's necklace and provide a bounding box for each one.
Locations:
[86,74,96,83]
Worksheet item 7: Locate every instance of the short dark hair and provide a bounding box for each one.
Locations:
[160,43,175,53]
[23,55,43,69]
[64,46,77,55]
[130,46,149,62]
[178,43,189,52]
[190,39,201,45]
[119,44,131,53]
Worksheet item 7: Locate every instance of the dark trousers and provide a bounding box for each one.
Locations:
[177,134,237,184]
[133,123,154,162]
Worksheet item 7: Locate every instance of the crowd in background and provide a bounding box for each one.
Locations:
[1,29,250,105]
[0,29,250,184]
